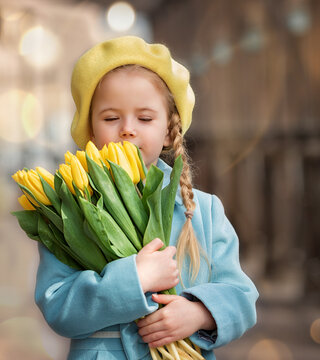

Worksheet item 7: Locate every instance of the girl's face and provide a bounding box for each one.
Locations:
[90,70,171,168]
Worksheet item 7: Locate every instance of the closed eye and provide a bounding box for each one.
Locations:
[139,117,152,122]
[104,117,119,121]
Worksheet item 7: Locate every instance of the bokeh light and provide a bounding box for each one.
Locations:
[0,8,24,22]
[286,7,312,35]
[310,318,320,344]
[211,40,233,65]
[248,339,293,360]
[106,1,136,32]
[19,26,61,69]
[0,89,43,143]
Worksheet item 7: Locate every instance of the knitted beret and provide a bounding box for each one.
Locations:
[71,36,195,149]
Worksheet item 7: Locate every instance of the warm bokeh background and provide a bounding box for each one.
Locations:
[0,0,319,359]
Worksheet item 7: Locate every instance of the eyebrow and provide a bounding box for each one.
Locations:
[97,107,158,115]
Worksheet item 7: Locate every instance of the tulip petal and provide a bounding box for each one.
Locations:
[36,167,55,189]
[18,194,36,211]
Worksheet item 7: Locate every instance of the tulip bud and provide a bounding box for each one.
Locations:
[123,141,146,181]
[107,142,118,164]
[64,151,74,165]
[36,167,55,189]
[117,143,137,183]
[59,164,75,195]
[12,170,27,185]
[24,170,51,205]
[70,155,89,191]
[107,143,134,182]
[18,194,36,210]
[122,142,140,184]
[100,144,110,169]
[86,141,103,167]
[76,151,88,172]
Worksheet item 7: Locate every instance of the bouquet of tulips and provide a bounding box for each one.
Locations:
[12,140,204,360]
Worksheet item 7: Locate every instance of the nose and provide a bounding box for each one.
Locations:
[119,119,136,138]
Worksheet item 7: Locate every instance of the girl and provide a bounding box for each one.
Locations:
[35,36,258,360]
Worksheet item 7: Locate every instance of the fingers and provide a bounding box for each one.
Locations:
[163,245,176,257]
[152,293,180,305]
[139,238,164,255]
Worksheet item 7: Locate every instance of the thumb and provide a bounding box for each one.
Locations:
[139,238,164,255]
[152,293,180,305]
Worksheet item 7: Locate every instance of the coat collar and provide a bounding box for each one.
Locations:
[156,158,183,206]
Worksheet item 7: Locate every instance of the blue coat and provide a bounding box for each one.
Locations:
[35,159,258,360]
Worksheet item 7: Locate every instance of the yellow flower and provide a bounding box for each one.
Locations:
[107,142,135,182]
[36,167,55,189]
[18,194,36,210]
[100,144,110,169]
[59,164,75,195]
[123,141,146,181]
[76,150,88,172]
[64,151,74,165]
[23,170,51,205]
[12,170,27,185]
[86,141,103,167]
[70,155,92,195]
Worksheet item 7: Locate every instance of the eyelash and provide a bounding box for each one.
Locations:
[103,117,153,122]
[104,117,118,121]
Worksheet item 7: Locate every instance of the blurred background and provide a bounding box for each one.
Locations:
[0,0,319,359]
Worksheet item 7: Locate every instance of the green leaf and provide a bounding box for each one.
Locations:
[11,210,40,236]
[161,155,183,245]
[141,165,164,213]
[96,194,104,209]
[143,171,165,247]
[38,215,82,270]
[108,161,148,235]
[86,155,142,251]
[79,197,137,259]
[83,220,116,262]
[59,181,107,273]
[136,146,148,179]
[49,223,87,269]
[54,173,63,195]
[17,183,63,232]
[38,173,61,214]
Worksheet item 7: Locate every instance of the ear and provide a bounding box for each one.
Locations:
[163,127,171,147]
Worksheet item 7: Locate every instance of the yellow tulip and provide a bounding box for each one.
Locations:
[36,167,55,189]
[23,170,51,205]
[59,164,75,195]
[107,142,134,182]
[76,151,88,172]
[64,151,74,165]
[117,143,136,182]
[86,141,103,167]
[123,141,146,181]
[18,194,36,210]
[122,142,141,184]
[12,170,26,185]
[70,155,92,196]
[107,142,118,163]
[100,144,110,169]
[12,170,40,206]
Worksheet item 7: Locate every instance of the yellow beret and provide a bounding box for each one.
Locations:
[71,36,195,149]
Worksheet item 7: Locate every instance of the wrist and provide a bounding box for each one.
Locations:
[194,301,216,331]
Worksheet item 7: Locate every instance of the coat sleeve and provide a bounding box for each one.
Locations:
[34,243,158,339]
[180,195,259,350]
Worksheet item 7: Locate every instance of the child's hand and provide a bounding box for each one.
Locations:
[136,238,179,293]
[136,293,216,348]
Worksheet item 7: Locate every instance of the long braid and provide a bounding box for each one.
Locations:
[168,114,202,284]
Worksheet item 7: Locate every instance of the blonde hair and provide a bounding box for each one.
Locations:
[92,65,207,284]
